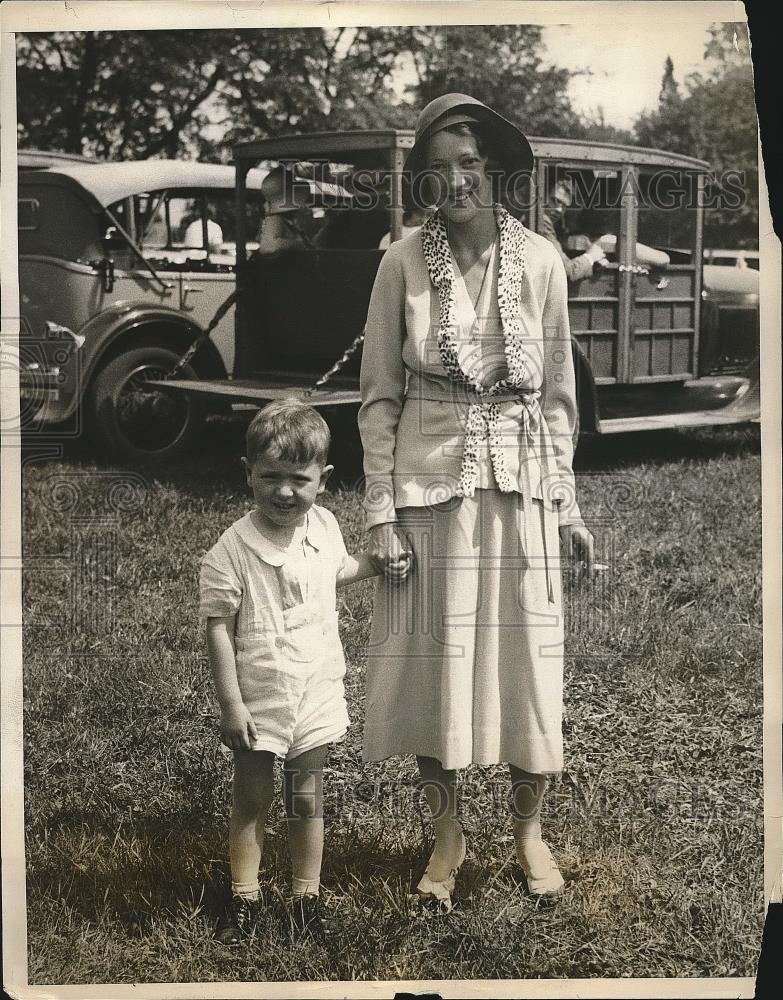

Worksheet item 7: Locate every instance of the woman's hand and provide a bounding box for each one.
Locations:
[560,522,596,582]
[368,522,414,583]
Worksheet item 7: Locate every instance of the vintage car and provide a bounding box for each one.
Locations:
[703,248,760,270]
[18,133,761,461]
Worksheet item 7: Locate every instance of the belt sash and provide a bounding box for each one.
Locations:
[405,376,555,603]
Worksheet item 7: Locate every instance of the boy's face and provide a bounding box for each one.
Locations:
[243,451,332,528]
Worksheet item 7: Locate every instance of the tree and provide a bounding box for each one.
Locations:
[16,25,582,160]
[405,24,583,138]
[685,25,758,247]
[16,31,244,160]
[634,55,692,154]
[632,24,758,247]
[219,27,411,149]
[578,107,635,146]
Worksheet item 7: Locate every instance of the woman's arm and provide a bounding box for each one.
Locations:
[357,246,407,531]
[539,253,583,528]
[539,253,596,576]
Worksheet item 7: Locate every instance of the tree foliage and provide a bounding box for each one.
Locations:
[16,31,243,159]
[404,24,583,137]
[15,25,583,159]
[633,24,758,247]
[16,23,759,246]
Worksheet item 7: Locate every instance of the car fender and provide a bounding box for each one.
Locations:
[54,302,226,422]
[571,336,600,434]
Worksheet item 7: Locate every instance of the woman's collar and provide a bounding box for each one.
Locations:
[420,203,528,392]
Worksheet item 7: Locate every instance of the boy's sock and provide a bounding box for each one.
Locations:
[291,875,320,897]
[231,878,261,902]
[288,816,324,897]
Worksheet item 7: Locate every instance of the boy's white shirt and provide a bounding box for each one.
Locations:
[199,503,349,637]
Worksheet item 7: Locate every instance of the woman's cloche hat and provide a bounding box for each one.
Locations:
[404,93,534,179]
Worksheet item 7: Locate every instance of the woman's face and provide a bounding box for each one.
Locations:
[425,130,493,225]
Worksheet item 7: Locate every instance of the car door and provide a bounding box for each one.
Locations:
[537,161,627,386]
[632,166,703,382]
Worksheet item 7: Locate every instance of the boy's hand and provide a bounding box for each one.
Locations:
[368,523,414,584]
[220,703,259,751]
[384,550,414,584]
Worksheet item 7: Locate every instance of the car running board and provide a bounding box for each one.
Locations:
[144,378,361,407]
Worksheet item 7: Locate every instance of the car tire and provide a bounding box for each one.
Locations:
[85,342,204,463]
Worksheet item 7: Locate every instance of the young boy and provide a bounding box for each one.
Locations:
[199,399,410,944]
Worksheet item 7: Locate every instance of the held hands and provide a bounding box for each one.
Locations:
[220,702,259,752]
[368,522,414,584]
[560,522,597,583]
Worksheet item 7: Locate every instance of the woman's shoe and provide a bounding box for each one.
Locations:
[515,837,565,900]
[416,832,467,913]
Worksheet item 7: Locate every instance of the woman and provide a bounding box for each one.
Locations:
[358,94,595,910]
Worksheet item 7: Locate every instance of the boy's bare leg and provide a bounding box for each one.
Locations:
[230,750,276,899]
[284,744,328,897]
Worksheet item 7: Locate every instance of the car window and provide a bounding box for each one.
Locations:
[141,194,198,251]
[112,189,265,261]
[541,164,623,257]
[637,168,698,256]
[249,160,385,252]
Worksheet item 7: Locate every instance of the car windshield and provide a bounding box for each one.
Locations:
[249,158,390,252]
[107,188,265,266]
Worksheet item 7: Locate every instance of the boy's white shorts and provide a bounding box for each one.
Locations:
[227,611,349,760]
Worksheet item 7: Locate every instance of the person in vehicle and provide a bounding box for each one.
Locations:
[182,212,224,253]
[537,178,608,282]
[256,167,316,255]
[539,177,670,279]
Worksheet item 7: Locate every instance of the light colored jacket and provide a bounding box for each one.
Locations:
[537,210,598,284]
[358,221,584,531]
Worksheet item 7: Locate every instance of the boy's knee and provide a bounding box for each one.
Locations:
[283,765,324,820]
[233,780,274,818]
[232,753,275,816]
[286,788,323,820]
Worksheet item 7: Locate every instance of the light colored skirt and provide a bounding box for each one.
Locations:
[362,489,564,773]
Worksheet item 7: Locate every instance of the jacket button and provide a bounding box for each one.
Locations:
[275,636,285,648]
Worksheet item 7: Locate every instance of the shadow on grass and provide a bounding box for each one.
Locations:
[574,423,760,472]
[26,812,427,936]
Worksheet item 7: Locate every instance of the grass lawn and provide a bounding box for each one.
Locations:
[20,420,764,984]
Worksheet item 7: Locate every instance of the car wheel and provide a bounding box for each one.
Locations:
[86,342,204,462]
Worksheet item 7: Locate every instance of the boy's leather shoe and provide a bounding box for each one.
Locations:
[288,893,331,943]
[215,894,257,945]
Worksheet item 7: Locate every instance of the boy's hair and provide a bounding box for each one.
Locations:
[245,398,331,467]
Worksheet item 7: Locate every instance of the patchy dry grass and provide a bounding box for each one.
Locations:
[21,421,763,984]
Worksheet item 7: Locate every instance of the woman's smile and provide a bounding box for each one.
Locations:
[426,130,493,222]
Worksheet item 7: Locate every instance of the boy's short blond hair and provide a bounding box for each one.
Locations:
[246,398,331,467]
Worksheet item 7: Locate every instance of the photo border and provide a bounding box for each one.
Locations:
[1,3,779,998]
